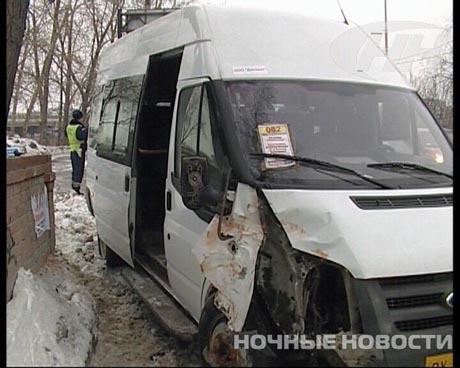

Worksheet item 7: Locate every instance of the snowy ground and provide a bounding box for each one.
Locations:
[7,140,202,367]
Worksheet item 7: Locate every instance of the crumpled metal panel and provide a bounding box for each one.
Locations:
[192,184,264,332]
[262,188,453,278]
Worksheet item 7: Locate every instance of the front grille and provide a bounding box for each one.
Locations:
[395,315,453,332]
[351,194,452,210]
[378,272,453,333]
[386,293,444,309]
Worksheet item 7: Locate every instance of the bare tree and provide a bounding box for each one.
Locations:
[10,0,192,143]
[72,0,124,117]
[38,0,62,142]
[55,0,83,144]
[410,22,453,129]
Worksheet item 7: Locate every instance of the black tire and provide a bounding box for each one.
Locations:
[98,236,124,267]
[198,292,277,367]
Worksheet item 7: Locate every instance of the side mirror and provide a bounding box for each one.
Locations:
[181,156,221,210]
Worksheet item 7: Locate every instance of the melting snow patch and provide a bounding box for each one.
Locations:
[7,268,97,367]
[54,192,104,277]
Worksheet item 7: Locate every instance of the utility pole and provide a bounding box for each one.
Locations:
[384,0,388,56]
[370,0,389,56]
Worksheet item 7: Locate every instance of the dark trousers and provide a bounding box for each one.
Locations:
[71,150,86,189]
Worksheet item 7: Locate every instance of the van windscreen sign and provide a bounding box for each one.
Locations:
[258,124,295,169]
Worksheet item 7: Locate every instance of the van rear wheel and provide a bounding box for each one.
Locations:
[97,236,123,267]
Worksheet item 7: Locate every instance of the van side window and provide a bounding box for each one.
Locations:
[114,77,144,156]
[178,86,201,165]
[198,88,217,165]
[174,83,218,180]
[174,83,221,218]
[88,85,103,149]
[96,75,143,165]
[97,83,119,152]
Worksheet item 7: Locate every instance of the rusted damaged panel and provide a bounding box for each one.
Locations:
[192,183,264,332]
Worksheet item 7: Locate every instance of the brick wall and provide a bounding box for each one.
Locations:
[6,155,56,301]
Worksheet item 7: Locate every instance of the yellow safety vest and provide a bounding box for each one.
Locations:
[66,124,82,152]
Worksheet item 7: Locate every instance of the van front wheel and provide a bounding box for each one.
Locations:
[199,294,274,367]
[97,236,123,268]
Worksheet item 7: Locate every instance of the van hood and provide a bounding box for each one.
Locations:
[262,188,453,279]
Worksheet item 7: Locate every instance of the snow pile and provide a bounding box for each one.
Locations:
[7,267,97,367]
[7,135,68,156]
[54,192,104,277]
[7,191,102,366]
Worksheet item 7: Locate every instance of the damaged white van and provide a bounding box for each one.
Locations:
[85,4,453,367]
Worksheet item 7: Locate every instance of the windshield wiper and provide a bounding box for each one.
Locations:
[250,152,392,189]
[367,162,453,180]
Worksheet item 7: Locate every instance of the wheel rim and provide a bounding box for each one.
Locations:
[207,320,252,367]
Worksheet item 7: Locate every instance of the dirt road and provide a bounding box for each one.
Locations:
[86,267,202,367]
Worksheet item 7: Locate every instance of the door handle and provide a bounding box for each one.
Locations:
[166,190,172,211]
[124,174,130,192]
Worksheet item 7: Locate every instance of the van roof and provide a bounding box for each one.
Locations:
[99,3,413,90]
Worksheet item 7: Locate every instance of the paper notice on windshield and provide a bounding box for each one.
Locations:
[258,124,295,169]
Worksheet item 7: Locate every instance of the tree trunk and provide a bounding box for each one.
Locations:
[61,3,75,145]
[9,39,30,133]
[38,0,62,144]
[23,89,38,137]
[7,0,30,117]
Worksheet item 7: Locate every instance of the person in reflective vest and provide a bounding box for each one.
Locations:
[65,109,88,195]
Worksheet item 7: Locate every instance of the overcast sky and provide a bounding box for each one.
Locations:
[212,0,452,26]
[205,0,452,76]
[334,0,450,26]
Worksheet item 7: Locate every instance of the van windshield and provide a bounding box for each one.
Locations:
[224,81,452,189]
